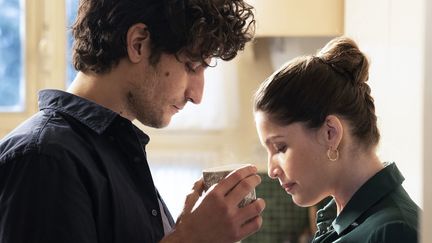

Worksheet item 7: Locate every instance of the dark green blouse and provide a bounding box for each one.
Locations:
[313,162,419,243]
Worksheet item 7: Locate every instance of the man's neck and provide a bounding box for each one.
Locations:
[67,71,135,121]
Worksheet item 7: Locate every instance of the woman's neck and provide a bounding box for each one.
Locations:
[331,151,384,214]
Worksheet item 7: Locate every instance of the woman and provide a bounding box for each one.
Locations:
[253,37,419,242]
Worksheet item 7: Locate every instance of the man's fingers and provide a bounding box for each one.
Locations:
[215,165,258,195]
[238,198,265,238]
[239,215,263,239]
[225,173,261,206]
[181,178,204,214]
[239,198,265,221]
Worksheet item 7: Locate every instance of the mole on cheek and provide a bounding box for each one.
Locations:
[165,72,170,77]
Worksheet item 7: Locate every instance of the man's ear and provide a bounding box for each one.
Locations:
[126,23,150,63]
[319,115,344,149]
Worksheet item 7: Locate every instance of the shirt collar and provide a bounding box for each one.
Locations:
[332,162,404,234]
[38,89,119,135]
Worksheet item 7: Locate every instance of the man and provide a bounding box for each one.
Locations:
[0,0,265,242]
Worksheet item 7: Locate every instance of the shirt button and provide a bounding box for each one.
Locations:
[319,213,324,218]
[152,209,158,216]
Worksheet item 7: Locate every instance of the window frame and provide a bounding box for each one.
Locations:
[1,0,67,137]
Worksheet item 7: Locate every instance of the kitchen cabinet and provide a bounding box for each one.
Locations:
[247,0,344,37]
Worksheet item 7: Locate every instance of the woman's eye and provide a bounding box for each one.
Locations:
[274,144,287,153]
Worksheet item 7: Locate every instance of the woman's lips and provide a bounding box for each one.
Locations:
[282,182,297,193]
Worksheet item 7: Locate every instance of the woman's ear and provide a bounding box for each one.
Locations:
[126,23,150,63]
[319,115,344,149]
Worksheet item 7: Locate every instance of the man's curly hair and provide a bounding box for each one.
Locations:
[72,0,255,74]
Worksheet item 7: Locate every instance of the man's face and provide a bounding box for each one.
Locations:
[126,53,208,128]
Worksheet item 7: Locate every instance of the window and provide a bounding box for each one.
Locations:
[1,0,72,137]
[0,0,24,112]
[65,0,78,86]
[0,0,47,137]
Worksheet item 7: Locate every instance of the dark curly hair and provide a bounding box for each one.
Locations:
[254,37,380,149]
[72,0,255,74]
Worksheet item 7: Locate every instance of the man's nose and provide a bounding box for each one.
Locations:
[185,73,204,104]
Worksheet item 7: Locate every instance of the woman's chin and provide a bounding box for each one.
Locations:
[291,195,316,207]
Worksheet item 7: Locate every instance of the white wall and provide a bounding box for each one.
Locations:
[421,0,432,241]
[345,0,424,206]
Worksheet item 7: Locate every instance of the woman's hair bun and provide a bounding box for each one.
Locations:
[316,36,369,85]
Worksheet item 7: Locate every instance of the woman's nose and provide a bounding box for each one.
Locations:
[267,157,280,179]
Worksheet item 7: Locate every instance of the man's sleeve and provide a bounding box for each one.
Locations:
[368,221,418,243]
[0,152,98,243]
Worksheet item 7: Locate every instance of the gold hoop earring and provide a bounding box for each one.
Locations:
[327,147,339,161]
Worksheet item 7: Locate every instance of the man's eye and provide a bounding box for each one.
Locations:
[185,62,200,73]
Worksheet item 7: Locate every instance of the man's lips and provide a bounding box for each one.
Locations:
[173,105,184,112]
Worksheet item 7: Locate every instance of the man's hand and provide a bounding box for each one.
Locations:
[161,165,265,243]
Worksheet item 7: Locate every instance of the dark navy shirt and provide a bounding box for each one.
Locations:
[0,89,174,243]
[313,162,419,243]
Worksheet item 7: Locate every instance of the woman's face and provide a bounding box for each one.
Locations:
[255,111,332,207]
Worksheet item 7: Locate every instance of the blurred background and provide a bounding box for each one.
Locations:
[0,0,430,242]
